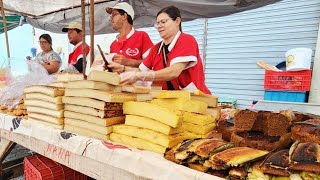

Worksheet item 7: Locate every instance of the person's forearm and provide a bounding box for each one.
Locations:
[42,63,60,74]
[124,59,143,67]
[152,66,181,81]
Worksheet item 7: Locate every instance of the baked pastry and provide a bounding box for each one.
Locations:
[291,119,320,144]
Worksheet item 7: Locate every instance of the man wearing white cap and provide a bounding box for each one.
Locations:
[62,21,90,73]
[105,2,153,71]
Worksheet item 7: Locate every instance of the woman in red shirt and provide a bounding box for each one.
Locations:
[109,6,211,94]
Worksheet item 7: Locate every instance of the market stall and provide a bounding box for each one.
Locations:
[1,0,320,179]
[0,113,222,180]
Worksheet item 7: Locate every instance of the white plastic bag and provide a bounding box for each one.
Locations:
[0,60,56,109]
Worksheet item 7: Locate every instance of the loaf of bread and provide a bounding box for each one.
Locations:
[230,131,291,151]
[216,119,235,142]
[234,109,258,131]
[291,119,320,144]
[263,113,290,136]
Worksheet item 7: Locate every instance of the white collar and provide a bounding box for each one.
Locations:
[116,27,135,41]
[157,31,181,54]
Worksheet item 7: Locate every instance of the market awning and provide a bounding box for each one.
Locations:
[0,15,20,33]
[1,0,283,34]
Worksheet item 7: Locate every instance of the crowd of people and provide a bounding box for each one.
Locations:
[28,2,211,94]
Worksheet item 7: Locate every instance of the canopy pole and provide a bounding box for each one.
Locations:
[308,22,320,104]
[0,0,10,68]
[89,0,94,66]
[81,0,86,77]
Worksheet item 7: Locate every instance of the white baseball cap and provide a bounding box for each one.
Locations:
[106,2,134,20]
[62,21,82,32]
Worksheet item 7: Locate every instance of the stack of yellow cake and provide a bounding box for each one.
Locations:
[49,72,85,88]
[62,70,139,140]
[110,91,205,154]
[111,101,189,154]
[150,91,220,138]
[24,85,65,129]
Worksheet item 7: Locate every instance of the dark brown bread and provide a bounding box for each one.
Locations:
[263,113,290,136]
[216,119,235,142]
[234,110,258,131]
[230,131,291,151]
[252,111,272,132]
[294,112,314,123]
[291,119,320,144]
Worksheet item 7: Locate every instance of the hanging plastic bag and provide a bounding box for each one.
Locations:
[0,60,56,109]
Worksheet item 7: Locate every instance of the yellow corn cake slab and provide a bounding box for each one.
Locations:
[121,85,151,94]
[125,115,183,135]
[150,90,164,98]
[191,94,218,107]
[24,99,64,110]
[64,111,124,126]
[87,70,120,85]
[123,101,181,128]
[48,82,68,88]
[62,96,122,110]
[66,80,122,92]
[25,93,63,104]
[150,98,208,114]
[27,106,64,118]
[24,85,64,97]
[183,112,216,126]
[65,88,136,103]
[110,133,166,154]
[28,118,64,129]
[64,104,123,118]
[183,122,216,135]
[206,107,221,120]
[64,124,109,140]
[156,90,190,99]
[135,93,153,102]
[55,73,84,82]
[64,118,112,135]
[28,113,64,124]
[113,125,192,147]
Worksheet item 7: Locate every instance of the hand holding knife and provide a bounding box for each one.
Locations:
[97,44,113,72]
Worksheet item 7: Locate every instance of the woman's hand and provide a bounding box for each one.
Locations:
[108,61,124,73]
[120,71,156,85]
[120,71,138,85]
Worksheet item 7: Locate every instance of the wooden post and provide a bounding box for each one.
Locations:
[81,0,86,78]
[0,0,11,68]
[90,0,95,67]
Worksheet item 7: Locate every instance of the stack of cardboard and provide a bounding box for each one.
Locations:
[62,71,137,140]
[150,91,220,138]
[24,85,65,129]
[110,101,196,154]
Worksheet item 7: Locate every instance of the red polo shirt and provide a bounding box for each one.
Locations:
[68,42,90,65]
[140,32,211,94]
[110,28,153,61]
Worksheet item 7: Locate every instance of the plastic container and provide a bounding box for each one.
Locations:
[24,155,88,180]
[264,70,312,91]
[285,48,312,71]
[264,90,307,102]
